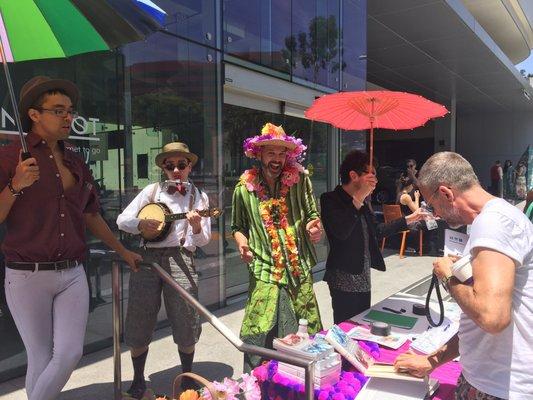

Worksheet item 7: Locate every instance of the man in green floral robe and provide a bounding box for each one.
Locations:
[231,123,323,372]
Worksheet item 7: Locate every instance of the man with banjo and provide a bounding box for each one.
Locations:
[117,142,212,398]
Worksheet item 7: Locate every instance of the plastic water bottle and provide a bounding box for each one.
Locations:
[296,318,309,340]
[420,201,438,230]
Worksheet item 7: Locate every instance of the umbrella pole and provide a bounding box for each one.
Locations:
[369,98,375,170]
[0,36,30,159]
[369,121,374,169]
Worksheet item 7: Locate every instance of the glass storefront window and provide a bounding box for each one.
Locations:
[223,0,291,73]
[155,0,217,48]
[340,130,366,161]
[342,0,367,90]
[0,51,123,381]
[223,0,366,91]
[290,0,341,89]
[123,32,222,308]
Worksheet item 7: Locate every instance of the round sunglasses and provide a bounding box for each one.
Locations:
[164,161,189,171]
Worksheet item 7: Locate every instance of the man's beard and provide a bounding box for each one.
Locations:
[261,161,283,179]
[441,207,464,229]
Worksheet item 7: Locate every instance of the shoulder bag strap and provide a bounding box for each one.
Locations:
[149,182,160,203]
[179,182,197,246]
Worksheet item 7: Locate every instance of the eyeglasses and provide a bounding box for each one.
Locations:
[164,161,189,171]
[34,107,79,118]
[423,186,441,214]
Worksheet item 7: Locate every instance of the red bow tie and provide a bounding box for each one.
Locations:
[167,183,187,196]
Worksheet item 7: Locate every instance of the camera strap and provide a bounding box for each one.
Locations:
[426,273,445,327]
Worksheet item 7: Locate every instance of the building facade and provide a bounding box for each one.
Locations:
[2,0,533,383]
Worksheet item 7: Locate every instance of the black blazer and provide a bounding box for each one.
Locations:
[320,185,408,275]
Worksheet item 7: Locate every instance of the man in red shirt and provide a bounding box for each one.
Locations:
[0,76,141,400]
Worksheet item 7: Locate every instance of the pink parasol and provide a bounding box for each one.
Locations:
[305,90,449,167]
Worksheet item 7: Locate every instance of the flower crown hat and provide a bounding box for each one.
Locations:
[243,122,306,161]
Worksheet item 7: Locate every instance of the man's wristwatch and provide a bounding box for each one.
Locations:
[7,179,22,197]
[441,275,453,291]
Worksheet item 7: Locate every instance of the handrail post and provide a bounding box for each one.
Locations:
[112,261,122,400]
[305,364,315,400]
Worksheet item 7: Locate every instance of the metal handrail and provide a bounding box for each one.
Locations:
[112,260,316,400]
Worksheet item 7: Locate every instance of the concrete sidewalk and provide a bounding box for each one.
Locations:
[0,251,436,400]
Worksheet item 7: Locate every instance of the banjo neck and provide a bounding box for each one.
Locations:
[165,209,212,222]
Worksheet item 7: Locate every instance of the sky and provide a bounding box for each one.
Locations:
[516,53,533,75]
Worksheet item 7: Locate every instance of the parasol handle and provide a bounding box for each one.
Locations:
[0,34,30,158]
[369,122,374,169]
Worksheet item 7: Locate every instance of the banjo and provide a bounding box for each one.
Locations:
[137,202,223,242]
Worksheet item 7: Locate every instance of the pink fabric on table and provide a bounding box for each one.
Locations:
[338,321,462,400]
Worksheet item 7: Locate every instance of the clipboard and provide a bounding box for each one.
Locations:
[362,310,418,330]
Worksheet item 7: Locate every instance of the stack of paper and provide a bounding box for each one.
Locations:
[273,333,341,387]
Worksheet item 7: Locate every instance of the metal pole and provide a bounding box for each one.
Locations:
[112,261,122,400]
[0,34,29,155]
[369,98,375,168]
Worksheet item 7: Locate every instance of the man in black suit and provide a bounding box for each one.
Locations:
[320,150,428,323]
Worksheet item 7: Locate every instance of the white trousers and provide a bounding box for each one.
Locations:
[5,265,89,400]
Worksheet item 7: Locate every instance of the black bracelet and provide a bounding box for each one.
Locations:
[7,179,22,197]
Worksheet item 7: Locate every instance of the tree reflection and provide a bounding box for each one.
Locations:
[283,15,344,84]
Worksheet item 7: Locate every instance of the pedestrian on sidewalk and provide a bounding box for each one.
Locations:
[0,76,141,400]
[117,142,211,398]
[394,151,533,400]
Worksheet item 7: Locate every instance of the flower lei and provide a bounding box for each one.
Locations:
[240,162,305,282]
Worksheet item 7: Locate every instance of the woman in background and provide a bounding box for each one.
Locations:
[515,161,527,200]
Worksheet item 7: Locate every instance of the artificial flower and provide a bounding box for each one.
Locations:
[243,124,307,161]
[240,373,262,400]
[179,389,200,400]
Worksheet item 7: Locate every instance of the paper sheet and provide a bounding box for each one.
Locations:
[444,229,469,256]
[356,377,428,400]
[347,326,407,350]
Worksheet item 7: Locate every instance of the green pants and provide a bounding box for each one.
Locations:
[240,272,322,372]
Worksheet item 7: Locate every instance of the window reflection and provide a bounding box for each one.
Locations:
[123,33,221,307]
[152,0,217,47]
[224,0,291,72]
[290,0,341,88]
[223,0,366,91]
[0,52,122,381]
[342,0,367,90]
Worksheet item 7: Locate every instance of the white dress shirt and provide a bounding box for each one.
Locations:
[116,182,211,251]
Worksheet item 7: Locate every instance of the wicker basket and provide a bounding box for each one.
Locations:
[173,372,220,399]
[121,372,223,400]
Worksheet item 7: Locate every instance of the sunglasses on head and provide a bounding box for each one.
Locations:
[164,161,189,171]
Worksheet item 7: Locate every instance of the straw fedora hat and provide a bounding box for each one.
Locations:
[18,76,79,132]
[155,142,198,167]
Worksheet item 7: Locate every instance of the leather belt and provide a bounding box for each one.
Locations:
[5,260,80,272]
